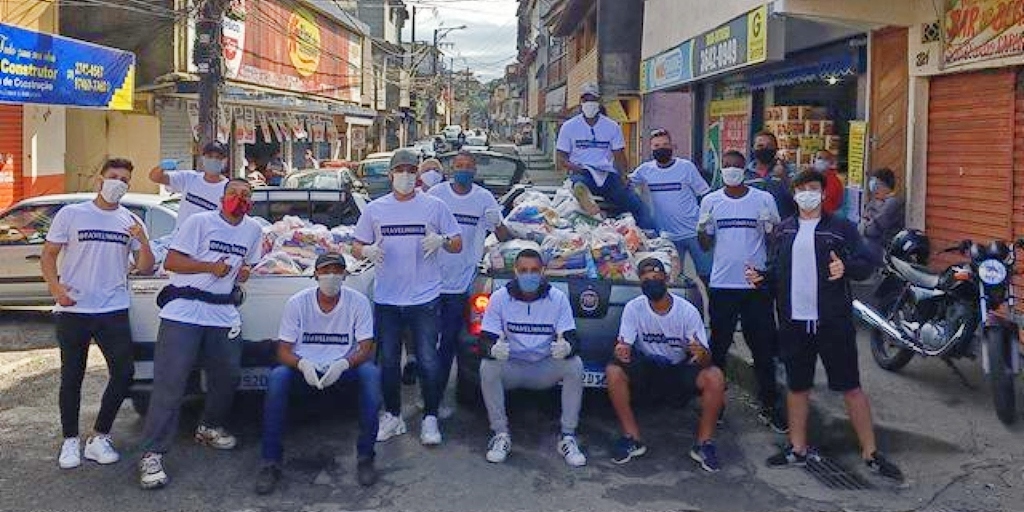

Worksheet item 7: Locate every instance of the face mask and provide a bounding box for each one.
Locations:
[452,170,475,187]
[753,148,777,164]
[812,158,830,172]
[652,148,673,164]
[641,279,668,301]
[392,173,417,195]
[420,169,443,188]
[868,177,879,193]
[222,195,253,217]
[794,190,823,212]
[99,179,129,204]
[581,101,600,118]
[317,273,345,297]
[202,157,225,175]
[516,272,543,293]
[721,167,745,187]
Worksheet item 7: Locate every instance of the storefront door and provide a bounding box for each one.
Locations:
[869,27,909,188]
[0,105,24,209]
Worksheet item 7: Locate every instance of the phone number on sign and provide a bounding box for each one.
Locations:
[699,39,739,75]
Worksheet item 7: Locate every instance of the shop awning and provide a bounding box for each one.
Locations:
[749,51,861,90]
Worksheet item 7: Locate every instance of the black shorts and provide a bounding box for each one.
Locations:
[612,354,702,405]
[779,320,861,393]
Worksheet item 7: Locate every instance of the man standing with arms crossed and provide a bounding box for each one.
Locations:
[43,158,156,469]
[149,141,230,231]
[138,179,263,489]
[353,149,462,445]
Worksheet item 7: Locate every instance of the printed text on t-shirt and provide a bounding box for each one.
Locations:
[78,230,130,245]
[380,224,427,236]
[209,240,249,257]
[507,322,556,335]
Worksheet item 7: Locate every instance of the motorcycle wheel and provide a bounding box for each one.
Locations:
[869,295,915,371]
[984,327,1017,425]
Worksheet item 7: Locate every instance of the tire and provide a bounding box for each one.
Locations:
[131,392,150,417]
[869,295,915,371]
[984,327,1017,425]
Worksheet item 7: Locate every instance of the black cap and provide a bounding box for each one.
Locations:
[314,252,346,271]
[202,141,229,157]
[636,257,666,275]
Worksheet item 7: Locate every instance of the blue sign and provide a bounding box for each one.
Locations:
[641,41,693,93]
[0,22,135,110]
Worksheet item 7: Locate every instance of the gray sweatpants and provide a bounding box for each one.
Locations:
[141,319,239,454]
[480,356,584,434]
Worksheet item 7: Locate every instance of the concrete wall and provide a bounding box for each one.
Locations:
[65,110,160,194]
[22,105,66,198]
[641,0,762,59]
[642,91,693,161]
[597,0,643,97]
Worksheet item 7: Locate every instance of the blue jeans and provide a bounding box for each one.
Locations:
[673,237,713,281]
[376,299,441,417]
[570,171,655,229]
[261,363,382,462]
[437,293,468,398]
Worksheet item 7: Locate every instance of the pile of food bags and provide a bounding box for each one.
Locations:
[253,216,359,276]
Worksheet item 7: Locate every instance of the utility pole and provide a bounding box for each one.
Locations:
[429,28,439,135]
[194,0,228,150]
[448,56,454,126]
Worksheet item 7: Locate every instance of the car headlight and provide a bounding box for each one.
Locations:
[978,259,1008,285]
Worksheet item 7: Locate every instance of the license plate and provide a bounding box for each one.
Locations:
[201,367,269,392]
[582,370,607,388]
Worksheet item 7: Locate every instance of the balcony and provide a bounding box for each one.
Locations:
[547,54,567,89]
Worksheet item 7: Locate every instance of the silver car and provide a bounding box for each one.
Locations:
[0,193,179,308]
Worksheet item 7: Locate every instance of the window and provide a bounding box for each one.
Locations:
[0,203,66,245]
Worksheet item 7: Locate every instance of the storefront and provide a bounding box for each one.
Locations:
[640,40,696,163]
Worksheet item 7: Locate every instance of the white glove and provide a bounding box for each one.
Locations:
[421,228,446,257]
[297,359,320,388]
[759,208,774,234]
[361,244,384,265]
[318,358,350,389]
[551,334,572,359]
[484,208,503,228]
[491,338,511,361]
[698,211,713,234]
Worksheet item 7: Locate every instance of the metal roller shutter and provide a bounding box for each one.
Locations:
[0,105,23,209]
[926,69,1015,269]
[158,98,195,165]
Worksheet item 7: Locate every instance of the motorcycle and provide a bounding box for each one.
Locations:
[852,230,1023,425]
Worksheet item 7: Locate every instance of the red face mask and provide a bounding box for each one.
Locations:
[222,196,252,217]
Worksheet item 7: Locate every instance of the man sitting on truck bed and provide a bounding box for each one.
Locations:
[254,253,382,494]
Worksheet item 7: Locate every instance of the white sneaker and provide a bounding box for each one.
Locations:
[420,415,442,446]
[84,435,120,464]
[194,425,237,450]
[376,412,407,442]
[486,433,511,463]
[558,435,587,467]
[139,452,168,490]
[58,437,81,469]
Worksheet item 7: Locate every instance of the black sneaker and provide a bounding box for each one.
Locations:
[254,464,281,495]
[357,458,378,487]
[865,451,904,481]
[758,407,789,434]
[766,445,819,467]
[402,361,418,386]
[611,436,647,465]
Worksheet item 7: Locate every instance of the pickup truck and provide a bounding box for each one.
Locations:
[127,188,373,415]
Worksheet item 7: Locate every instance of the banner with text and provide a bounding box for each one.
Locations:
[692,5,768,82]
[943,0,1024,67]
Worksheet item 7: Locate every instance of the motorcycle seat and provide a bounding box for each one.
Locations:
[890,257,940,289]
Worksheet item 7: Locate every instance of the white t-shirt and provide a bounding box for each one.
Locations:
[429,183,501,294]
[630,158,710,240]
[160,211,263,328]
[353,192,462,306]
[278,287,374,368]
[166,170,228,230]
[699,188,780,289]
[619,293,709,365]
[481,286,576,362]
[791,218,820,321]
[556,114,625,187]
[45,201,145,314]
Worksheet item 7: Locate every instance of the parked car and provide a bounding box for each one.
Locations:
[462,136,489,152]
[443,124,463,142]
[436,150,527,198]
[283,167,367,196]
[410,139,437,159]
[490,144,519,157]
[0,193,180,308]
[356,151,395,199]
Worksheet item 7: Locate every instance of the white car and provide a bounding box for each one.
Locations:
[462,136,489,152]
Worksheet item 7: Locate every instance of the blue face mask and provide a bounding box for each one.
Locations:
[868,177,879,193]
[453,169,475,187]
[516,272,543,293]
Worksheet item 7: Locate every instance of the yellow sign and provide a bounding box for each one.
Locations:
[847,121,867,187]
[747,4,768,65]
[709,97,749,117]
[288,10,321,77]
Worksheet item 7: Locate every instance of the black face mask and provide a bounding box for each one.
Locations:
[652,148,673,165]
[641,279,668,301]
[753,148,777,164]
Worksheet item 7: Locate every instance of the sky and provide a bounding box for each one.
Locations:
[399,0,519,82]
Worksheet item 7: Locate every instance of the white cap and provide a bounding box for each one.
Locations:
[580,82,600,98]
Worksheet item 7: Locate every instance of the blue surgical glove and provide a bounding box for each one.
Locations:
[160,159,178,171]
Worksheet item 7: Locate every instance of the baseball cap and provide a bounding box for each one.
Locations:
[389,149,420,170]
[314,252,347,271]
[580,82,600,98]
[636,257,666,275]
[202,141,229,157]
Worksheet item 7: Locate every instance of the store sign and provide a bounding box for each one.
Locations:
[288,9,321,77]
[693,5,768,81]
[0,22,135,110]
[847,121,867,187]
[641,41,693,93]
[944,0,1024,66]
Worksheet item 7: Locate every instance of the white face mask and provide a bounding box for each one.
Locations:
[317,273,345,297]
[812,158,829,172]
[420,169,443,188]
[794,190,823,212]
[202,157,225,175]
[99,179,129,204]
[392,172,417,195]
[581,101,600,118]
[721,167,745,187]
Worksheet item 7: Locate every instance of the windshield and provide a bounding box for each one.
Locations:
[360,160,390,177]
[288,172,343,189]
[466,137,487,146]
[440,153,518,182]
[161,198,180,212]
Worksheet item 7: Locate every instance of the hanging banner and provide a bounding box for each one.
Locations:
[351,126,366,150]
[0,22,135,110]
[943,0,1024,67]
[232,106,246,142]
[186,101,201,142]
[311,116,325,142]
[269,113,284,142]
[217,105,231,144]
[221,2,246,79]
[847,120,867,187]
[325,119,338,141]
[242,107,257,144]
[258,111,272,142]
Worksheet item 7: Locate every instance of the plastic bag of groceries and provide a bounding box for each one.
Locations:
[504,201,565,241]
[639,237,683,282]
[511,189,553,209]
[486,239,542,272]
[541,230,591,277]
[611,214,646,252]
[590,225,634,280]
[253,250,303,275]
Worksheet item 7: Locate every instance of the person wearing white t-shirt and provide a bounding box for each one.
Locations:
[254,253,382,494]
[138,179,263,490]
[352,148,463,446]
[477,249,587,467]
[630,128,712,283]
[606,258,724,472]
[429,151,510,415]
[149,141,230,231]
[41,158,156,470]
[556,82,654,230]
[697,150,786,433]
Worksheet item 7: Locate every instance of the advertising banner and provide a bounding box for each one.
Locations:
[944,0,1024,67]
[692,5,768,82]
[641,41,693,93]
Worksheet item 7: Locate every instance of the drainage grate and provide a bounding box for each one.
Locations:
[804,455,873,490]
